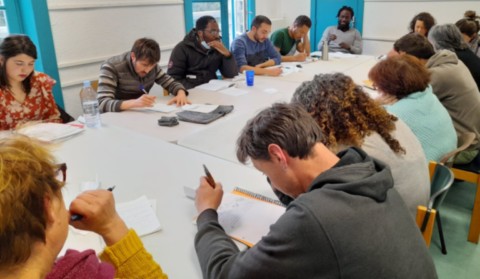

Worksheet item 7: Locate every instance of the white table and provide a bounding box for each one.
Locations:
[54,125,274,279]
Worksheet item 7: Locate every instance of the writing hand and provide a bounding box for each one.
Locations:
[195,177,223,213]
[265,67,283,76]
[294,52,308,62]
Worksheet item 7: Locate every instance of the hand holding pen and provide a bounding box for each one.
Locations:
[196,165,223,213]
[70,186,116,221]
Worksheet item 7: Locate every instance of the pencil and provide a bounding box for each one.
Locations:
[203,164,216,188]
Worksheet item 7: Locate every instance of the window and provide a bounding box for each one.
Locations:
[0,0,9,38]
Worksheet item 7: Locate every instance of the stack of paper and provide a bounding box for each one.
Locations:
[116,195,162,237]
[196,79,235,91]
[16,123,84,142]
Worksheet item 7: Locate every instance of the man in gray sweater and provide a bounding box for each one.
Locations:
[194,103,437,279]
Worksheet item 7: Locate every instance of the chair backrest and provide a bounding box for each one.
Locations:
[428,161,454,209]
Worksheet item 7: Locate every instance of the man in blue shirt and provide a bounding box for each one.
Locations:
[231,15,282,76]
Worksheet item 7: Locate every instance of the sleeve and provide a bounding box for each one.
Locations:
[318,27,330,51]
[350,30,363,54]
[37,73,62,124]
[154,66,188,96]
[265,39,281,65]
[195,205,336,279]
[166,43,190,88]
[270,30,284,50]
[97,62,123,113]
[231,38,249,70]
[100,229,168,279]
[219,54,239,78]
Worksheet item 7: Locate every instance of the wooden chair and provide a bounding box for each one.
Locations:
[416,162,454,254]
[440,132,480,244]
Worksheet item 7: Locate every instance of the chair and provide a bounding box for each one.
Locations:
[416,162,454,254]
[440,132,480,244]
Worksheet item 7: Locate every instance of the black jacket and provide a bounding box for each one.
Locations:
[167,29,238,89]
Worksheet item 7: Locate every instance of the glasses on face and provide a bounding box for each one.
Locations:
[55,163,67,183]
[204,29,221,36]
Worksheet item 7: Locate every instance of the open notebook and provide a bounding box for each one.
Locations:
[16,123,84,142]
[216,187,286,247]
[196,79,235,91]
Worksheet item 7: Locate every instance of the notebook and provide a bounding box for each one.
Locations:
[196,79,236,91]
[16,123,84,142]
[216,187,286,247]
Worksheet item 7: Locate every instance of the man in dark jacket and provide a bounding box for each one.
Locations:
[167,16,238,89]
[194,103,438,279]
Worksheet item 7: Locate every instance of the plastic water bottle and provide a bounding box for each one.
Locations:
[80,80,101,128]
[322,40,329,61]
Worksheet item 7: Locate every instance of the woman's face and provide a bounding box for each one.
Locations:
[414,20,428,36]
[5,53,35,84]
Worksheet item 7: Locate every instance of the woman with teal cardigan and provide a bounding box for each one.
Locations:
[369,54,457,162]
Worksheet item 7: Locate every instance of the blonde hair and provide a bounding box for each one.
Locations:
[0,136,63,269]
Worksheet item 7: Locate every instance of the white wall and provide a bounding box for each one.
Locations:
[48,0,186,118]
[363,0,479,55]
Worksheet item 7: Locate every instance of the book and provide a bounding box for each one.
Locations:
[216,187,286,247]
[16,123,84,142]
[196,79,235,91]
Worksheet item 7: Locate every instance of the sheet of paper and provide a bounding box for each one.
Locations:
[217,192,285,247]
[218,87,249,96]
[196,79,235,91]
[16,123,85,142]
[140,103,178,113]
[182,104,219,113]
[116,195,162,237]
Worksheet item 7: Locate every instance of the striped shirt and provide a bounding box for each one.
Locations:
[97,52,186,112]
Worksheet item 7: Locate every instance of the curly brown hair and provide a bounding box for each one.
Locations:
[291,73,405,154]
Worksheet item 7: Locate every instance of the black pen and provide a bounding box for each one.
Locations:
[203,164,216,188]
[70,186,116,221]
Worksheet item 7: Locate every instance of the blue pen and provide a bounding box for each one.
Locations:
[139,84,148,94]
[70,186,116,221]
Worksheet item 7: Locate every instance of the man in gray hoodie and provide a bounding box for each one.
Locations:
[194,103,437,279]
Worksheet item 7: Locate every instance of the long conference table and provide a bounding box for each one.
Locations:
[54,54,480,279]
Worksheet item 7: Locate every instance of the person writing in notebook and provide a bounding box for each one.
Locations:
[97,37,190,113]
[194,103,437,279]
[0,136,168,279]
[270,15,312,62]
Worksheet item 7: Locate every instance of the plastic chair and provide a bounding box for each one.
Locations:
[440,132,480,243]
[417,162,454,254]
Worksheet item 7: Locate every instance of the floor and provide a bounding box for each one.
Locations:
[430,181,480,278]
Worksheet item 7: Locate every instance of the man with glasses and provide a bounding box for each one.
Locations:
[231,15,282,76]
[193,103,437,278]
[167,16,238,89]
[271,15,312,62]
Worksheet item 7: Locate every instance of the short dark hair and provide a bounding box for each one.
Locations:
[0,35,37,94]
[393,33,435,60]
[428,24,468,51]
[293,15,312,28]
[368,54,430,100]
[337,6,354,18]
[251,15,272,29]
[409,12,436,36]
[196,15,216,31]
[236,103,324,164]
[131,38,160,65]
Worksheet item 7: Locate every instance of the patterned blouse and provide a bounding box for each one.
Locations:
[0,72,62,130]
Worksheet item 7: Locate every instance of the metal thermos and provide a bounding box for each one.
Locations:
[322,40,329,61]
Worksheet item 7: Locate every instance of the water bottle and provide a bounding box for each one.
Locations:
[322,40,329,61]
[80,80,101,128]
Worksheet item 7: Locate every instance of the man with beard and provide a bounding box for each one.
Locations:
[167,16,238,89]
[231,15,283,76]
[317,6,363,54]
[97,38,190,113]
[270,15,312,62]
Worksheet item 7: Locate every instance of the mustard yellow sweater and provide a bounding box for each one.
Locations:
[100,229,168,279]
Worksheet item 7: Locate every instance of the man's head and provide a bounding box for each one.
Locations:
[196,16,221,44]
[130,38,161,77]
[390,33,435,60]
[250,15,272,42]
[428,24,468,51]
[337,6,354,31]
[289,15,312,40]
[236,103,325,197]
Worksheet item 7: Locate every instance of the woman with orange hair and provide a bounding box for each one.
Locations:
[292,72,430,216]
[369,54,457,162]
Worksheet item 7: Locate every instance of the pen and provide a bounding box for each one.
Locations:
[203,164,216,188]
[139,84,148,94]
[70,186,116,221]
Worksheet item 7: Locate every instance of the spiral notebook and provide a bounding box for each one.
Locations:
[216,187,286,247]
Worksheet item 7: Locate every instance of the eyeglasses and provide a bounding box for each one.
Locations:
[55,163,67,183]
[204,29,221,36]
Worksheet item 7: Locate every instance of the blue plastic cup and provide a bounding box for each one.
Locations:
[245,70,254,86]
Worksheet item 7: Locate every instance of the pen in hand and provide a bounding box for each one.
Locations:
[70,186,116,221]
[139,84,148,94]
[203,164,216,188]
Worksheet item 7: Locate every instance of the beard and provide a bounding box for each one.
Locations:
[337,21,350,32]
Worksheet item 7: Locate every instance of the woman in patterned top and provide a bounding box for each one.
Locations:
[0,35,61,130]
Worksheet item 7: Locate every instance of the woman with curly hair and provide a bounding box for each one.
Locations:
[409,12,436,37]
[292,72,430,217]
[369,54,457,163]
